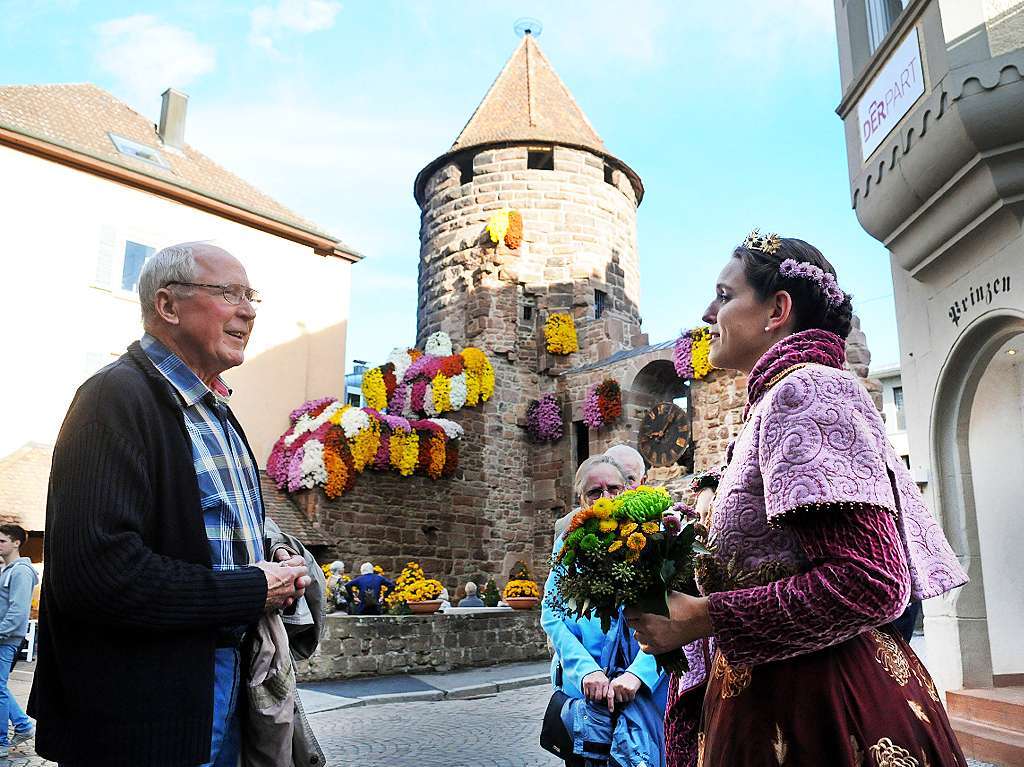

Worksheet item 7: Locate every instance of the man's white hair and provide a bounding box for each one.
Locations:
[465,581,478,594]
[137,241,219,328]
[605,444,646,483]
[360,562,374,575]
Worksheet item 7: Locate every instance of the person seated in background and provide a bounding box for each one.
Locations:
[604,444,647,489]
[344,563,395,616]
[438,588,451,611]
[458,581,485,608]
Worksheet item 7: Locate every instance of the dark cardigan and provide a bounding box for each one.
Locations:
[28,342,268,767]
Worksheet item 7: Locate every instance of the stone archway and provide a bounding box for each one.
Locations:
[931,309,1024,690]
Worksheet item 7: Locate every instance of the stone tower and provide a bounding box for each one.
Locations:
[412,33,647,578]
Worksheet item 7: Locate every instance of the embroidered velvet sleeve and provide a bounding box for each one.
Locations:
[706,507,910,666]
[758,366,897,522]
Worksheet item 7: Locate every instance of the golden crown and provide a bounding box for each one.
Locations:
[742,228,782,255]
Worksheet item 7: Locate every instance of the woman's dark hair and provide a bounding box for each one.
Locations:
[732,237,854,339]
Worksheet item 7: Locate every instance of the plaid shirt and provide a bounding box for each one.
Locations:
[141,334,264,570]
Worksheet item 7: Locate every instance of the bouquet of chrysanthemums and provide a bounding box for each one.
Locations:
[548,486,706,674]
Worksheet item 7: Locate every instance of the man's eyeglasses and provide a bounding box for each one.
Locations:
[166,282,262,306]
[584,484,624,502]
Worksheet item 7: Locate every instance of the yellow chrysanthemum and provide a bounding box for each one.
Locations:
[641,521,660,535]
[592,498,614,518]
[431,371,451,413]
[329,404,349,425]
[544,313,579,355]
[691,327,714,380]
[486,208,511,244]
[389,432,419,477]
[620,522,639,536]
[608,540,624,553]
[361,367,388,411]
[599,519,618,533]
[350,420,381,472]
[626,532,647,551]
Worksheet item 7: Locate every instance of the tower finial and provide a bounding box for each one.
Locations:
[514,17,543,38]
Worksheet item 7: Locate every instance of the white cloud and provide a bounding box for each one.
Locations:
[249,0,342,54]
[93,15,215,108]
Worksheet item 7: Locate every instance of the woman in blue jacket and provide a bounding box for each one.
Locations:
[542,455,667,766]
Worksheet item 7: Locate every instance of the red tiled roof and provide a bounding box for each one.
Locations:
[0,443,51,531]
[0,83,361,260]
[259,473,332,549]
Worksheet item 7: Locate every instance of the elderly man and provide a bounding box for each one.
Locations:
[29,242,311,767]
[605,444,647,488]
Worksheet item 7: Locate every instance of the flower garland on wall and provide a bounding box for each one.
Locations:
[485,208,523,249]
[526,393,564,442]
[362,332,495,419]
[267,397,464,499]
[673,326,715,381]
[583,378,623,430]
[544,313,578,355]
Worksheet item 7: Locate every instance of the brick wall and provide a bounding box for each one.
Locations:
[296,611,550,681]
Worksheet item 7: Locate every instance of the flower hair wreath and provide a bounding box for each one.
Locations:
[743,229,846,307]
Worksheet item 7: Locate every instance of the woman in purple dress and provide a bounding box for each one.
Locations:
[627,231,970,766]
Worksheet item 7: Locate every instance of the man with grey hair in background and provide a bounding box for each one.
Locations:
[29,242,311,767]
[604,444,647,489]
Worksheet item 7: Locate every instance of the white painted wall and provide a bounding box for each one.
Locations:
[968,336,1024,675]
[0,144,352,465]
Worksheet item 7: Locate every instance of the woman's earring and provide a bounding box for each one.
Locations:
[764,326,771,332]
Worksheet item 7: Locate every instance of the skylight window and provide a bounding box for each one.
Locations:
[108,133,170,169]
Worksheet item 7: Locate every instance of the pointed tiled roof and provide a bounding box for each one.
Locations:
[0,442,52,531]
[414,35,643,204]
[450,35,606,154]
[0,84,361,260]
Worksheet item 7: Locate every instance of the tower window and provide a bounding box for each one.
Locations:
[527,148,554,170]
[456,154,474,185]
[604,162,615,186]
[523,305,533,321]
[594,289,607,319]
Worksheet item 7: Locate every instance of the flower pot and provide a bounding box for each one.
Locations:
[406,599,443,615]
[505,596,539,610]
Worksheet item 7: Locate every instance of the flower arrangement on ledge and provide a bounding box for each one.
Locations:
[583,378,622,430]
[267,397,463,499]
[385,561,444,612]
[673,326,715,381]
[544,313,578,355]
[485,208,523,249]
[362,332,495,418]
[526,393,564,442]
[503,561,541,607]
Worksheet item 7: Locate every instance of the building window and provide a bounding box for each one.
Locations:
[456,154,474,185]
[866,0,908,53]
[523,305,533,321]
[347,392,361,407]
[527,148,554,171]
[893,386,906,430]
[574,420,590,467]
[121,241,155,292]
[604,162,615,186]
[595,289,607,319]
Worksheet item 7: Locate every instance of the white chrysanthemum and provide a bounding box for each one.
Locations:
[387,347,413,382]
[299,439,327,488]
[285,401,343,445]
[430,418,464,440]
[423,382,438,416]
[448,373,467,410]
[425,331,453,358]
[340,406,370,439]
[284,414,313,446]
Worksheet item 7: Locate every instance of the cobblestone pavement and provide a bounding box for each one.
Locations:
[2,675,998,767]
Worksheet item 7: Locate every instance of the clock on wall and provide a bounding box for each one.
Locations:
[638,402,690,468]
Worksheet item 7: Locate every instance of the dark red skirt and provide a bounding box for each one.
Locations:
[698,627,967,766]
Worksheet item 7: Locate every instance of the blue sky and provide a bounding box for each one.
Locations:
[1,0,902,369]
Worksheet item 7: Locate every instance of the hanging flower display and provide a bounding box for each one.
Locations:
[486,208,510,243]
[544,313,578,355]
[461,346,495,406]
[673,326,716,381]
[504,210,523,249]
[268,400,462,499]
[583,378,622,430]
[526,393,564,442]
[425,331,453,357]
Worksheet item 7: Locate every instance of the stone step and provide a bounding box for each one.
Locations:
[948,715,1024,767]
[948,688,1024,732]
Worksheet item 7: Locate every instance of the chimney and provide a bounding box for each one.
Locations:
[158,88,188,149]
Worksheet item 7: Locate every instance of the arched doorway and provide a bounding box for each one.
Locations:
[932,310,1024,690]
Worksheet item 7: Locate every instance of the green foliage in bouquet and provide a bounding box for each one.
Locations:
[482,578,501,607]
[547,486,709,674]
